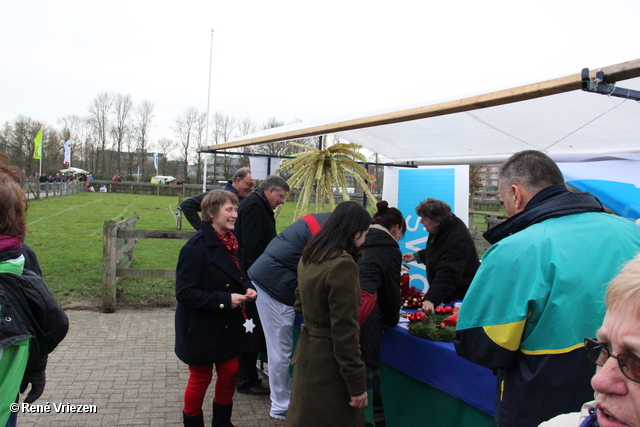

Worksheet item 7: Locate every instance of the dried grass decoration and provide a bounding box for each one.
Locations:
[277,142,378,221]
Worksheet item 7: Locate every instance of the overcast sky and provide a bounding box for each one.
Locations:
[2,0,639,149]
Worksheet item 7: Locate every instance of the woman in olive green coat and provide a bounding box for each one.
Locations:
[286,201,372,427]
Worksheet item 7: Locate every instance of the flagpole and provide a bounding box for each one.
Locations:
[203,28,214,192]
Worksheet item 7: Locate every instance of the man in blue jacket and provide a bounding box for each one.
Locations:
[249,212,331,421]
[454,150,640,427]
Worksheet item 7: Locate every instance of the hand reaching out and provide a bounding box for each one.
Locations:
[421,300,435,314]
[402,253,416,263]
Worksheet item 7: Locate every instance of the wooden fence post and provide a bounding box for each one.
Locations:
[102,220,118,313]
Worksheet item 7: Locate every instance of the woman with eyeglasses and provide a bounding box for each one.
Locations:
[540,252,640,427]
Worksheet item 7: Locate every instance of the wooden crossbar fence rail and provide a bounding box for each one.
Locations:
[102,213,195,313]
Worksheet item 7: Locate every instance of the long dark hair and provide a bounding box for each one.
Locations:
[301,201,371,264]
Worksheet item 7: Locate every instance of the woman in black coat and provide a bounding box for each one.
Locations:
[175,190,257,427]
[358,201,406,427]
[402,198,480,314]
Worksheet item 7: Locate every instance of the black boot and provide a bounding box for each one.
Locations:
[183,411,204,427]
[212,402,234,427]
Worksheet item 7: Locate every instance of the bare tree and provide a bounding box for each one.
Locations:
[469,165,487,200]
[133,100,155,179]
[190,110,207,183]
[154,137,174,176]
[251,117,314,157]
[43,125,63,170]
[5,115,44,173]
[88,92,114,177]
[0,122,10,155]
[237,117,255,137]
[212,112,236,144]
[210,112,238,181]
[173,107,200,180]
[111,93,133,175]
[235,117,256,168]
[57,115,93,170]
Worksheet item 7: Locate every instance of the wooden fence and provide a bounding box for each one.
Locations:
[23,179,86,200]
[102,213,195,313]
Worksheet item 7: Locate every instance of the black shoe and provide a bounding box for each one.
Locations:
[212,402,235,427]
[183,411,204,427]
[237,384,270,395]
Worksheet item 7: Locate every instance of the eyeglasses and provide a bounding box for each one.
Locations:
[584,338,640,383]
[241,178,255,189]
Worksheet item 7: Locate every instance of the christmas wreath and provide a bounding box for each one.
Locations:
[406,307,458,342]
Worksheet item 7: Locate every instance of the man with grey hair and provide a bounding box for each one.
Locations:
[234,175,290,396]
[454,150,640,427]
[180,167,255,230]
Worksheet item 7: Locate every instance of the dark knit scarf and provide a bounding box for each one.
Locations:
[213,228,241,270]
[0,235,25,274]
[0,235,22,252]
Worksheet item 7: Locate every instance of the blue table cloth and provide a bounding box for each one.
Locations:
[380,324,496,415]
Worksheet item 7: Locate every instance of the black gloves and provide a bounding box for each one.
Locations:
[20,368,46,404]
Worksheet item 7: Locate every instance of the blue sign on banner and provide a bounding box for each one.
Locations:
[397,168,457,292]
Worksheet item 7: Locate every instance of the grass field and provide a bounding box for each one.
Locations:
[24,192,337,308]
[24,192,498,309]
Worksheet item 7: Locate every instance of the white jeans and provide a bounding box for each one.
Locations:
[254,282,295,414]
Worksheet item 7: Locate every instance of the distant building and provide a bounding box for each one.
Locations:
[473,165,500,201]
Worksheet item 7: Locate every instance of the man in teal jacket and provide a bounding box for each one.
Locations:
[454,150,640,427]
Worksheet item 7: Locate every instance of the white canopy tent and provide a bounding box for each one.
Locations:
[202,58,640,165]
[200,58,640,220]
[60,167,90,174]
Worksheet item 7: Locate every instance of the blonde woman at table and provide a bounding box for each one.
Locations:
[286,201,372,427]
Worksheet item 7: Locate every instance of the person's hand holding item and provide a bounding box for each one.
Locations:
[421,300,435,314]
[402,253,415,263]
[349,391,368,408]
[230,293,248,308]
[244,288,257,302]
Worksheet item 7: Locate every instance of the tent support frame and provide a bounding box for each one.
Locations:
[581,68,640,101]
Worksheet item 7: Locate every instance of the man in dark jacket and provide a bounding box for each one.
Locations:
[249,212,331,420]
[179,167,254,230]
[234,175,290,396]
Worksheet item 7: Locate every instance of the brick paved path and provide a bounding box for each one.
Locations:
[16,308,282,427]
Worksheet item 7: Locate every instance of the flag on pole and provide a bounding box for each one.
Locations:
[153,152,159,173]
[63,140,71,165]
[33,129,43,159]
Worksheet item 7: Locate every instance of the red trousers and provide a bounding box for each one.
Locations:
[183,357,238,416]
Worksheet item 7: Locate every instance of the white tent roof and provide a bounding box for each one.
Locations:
[202,59,640,165]
[60,167,90,174]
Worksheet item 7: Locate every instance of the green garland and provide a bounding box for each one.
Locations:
[407,313,456,342]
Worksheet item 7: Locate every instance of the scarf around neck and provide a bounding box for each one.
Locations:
[0,235,25,274]
[213,228,240,270]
